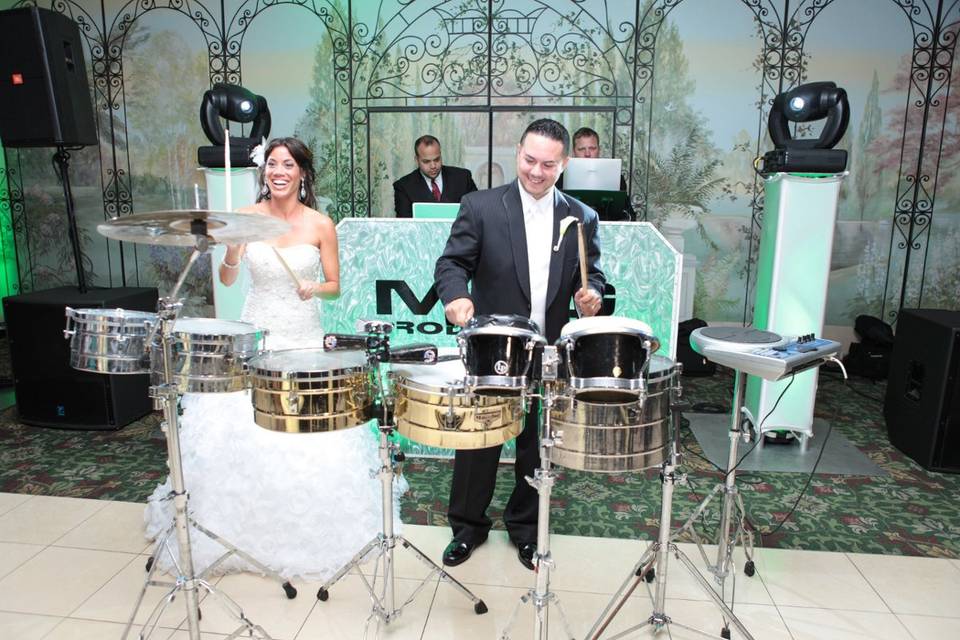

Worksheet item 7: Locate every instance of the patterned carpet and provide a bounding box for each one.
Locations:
[1,368,958,558]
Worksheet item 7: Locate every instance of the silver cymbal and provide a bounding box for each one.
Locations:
[97,210,290,246]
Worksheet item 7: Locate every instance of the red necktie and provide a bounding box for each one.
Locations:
[431,178,441,201]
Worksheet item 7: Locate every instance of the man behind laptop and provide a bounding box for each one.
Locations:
[393,135,478,218]
[557,127,634,220]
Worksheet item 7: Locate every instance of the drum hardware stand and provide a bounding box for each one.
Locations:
[501,346,576,640]
[585,373,755,640]
[673,368,756,594]
[316,322,487,633]
[124,231,285,640]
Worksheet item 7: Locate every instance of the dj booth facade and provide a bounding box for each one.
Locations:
[322,219,681,457]
[212,218,680,457]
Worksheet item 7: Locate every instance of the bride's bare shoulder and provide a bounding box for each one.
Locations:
[237,203,267,215]
[302,207,336,233]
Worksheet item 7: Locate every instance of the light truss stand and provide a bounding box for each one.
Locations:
[315,347,487,634]
[122,241,284,640]
[586,378,755,640]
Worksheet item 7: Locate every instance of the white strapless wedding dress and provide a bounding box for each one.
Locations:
[145,242,404,579]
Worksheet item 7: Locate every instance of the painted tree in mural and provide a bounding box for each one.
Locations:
[295,22,340,215]
[124,26,211,310]
[863,36,960,312]
[851,71,884,223]
[640,5,734,320]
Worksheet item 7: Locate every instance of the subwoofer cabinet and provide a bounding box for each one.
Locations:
[3,286,158,429]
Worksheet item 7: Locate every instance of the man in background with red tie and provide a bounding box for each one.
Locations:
[393,135,478,218]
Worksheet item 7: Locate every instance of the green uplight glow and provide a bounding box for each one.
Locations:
[0,142,20,320]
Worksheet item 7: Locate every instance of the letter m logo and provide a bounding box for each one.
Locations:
[376,280,440,315]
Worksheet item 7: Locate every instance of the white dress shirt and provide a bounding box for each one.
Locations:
[421,171,443,195]
[517,183,554,334]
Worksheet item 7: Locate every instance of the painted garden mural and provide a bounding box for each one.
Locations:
[0,0,958,326]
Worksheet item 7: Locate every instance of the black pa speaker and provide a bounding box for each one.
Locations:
[884,308,960,473]
[0,6,97,147]
[3,286,158,429]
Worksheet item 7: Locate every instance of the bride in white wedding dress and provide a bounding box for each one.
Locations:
[145,137,402,579]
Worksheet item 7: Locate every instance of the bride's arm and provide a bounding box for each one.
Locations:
[299,214,340,300]
[219,243,245,286]
[220,205,260,286]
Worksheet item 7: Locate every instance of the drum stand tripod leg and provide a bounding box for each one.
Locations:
[187,518,297,598]
[316,425,487,624]
[500,391,575,640]
[123,306,274,640]
[585,386,756,640]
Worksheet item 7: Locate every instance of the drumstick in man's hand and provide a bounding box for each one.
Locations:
[271,247,302,289]
[577,222,589,293]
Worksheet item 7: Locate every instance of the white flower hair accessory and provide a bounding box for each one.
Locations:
[553,215,579,252]
[249,137,267,167]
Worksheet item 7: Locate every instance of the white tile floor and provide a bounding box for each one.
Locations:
[1,492,958,639]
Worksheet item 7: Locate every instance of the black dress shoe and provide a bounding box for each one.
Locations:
[442,540,477,567]
[517,542,536,570]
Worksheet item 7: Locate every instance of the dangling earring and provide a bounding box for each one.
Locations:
[260,182,269,198]
[299,178,306,201]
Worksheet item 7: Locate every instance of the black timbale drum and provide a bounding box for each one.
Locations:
[557,316,660,402]
[457,314,546,394]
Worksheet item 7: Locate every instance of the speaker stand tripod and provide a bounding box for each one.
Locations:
[122,244,285,640]
[315,335,487,634]
[586,377,755,640]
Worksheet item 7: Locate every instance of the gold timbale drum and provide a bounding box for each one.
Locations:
[549,355,677,473]
[247,348,373,433]
[390,358,524,450]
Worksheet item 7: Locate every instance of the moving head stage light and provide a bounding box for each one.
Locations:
[197,83,271,168]
[761,81,849,174]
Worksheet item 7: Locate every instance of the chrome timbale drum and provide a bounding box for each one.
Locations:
[457,314,546,394]
[248,348,372,433]
[391,358,524,449]
[557,316,661,402]
[64,307,157,374]
[150,317,264,393]
[549,356,677,473]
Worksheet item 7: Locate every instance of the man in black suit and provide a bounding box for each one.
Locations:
[434,119,605,570]
[393,135,478,217]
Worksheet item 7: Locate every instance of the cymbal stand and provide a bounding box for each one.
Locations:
[586,371,755,640]
[123,234,278,640]
[316,325,487,635]
[673,368,756,604]
[500,345,576,640]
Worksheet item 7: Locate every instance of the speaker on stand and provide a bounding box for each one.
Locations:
[884,309,960,473]
[0,5,98,293]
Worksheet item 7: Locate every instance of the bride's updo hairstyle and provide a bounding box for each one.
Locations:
[257,136,318,210]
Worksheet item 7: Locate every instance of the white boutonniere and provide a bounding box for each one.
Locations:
[553,215,579,252]
[249,136,267,168]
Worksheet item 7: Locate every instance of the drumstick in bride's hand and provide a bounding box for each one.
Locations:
[577,222,589,293]
[271,246,301,289]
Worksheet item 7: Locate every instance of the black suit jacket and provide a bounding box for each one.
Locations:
[434,180,605,343]
[393,165,478,218]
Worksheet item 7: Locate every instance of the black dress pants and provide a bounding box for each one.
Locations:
[446,404,540,546]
